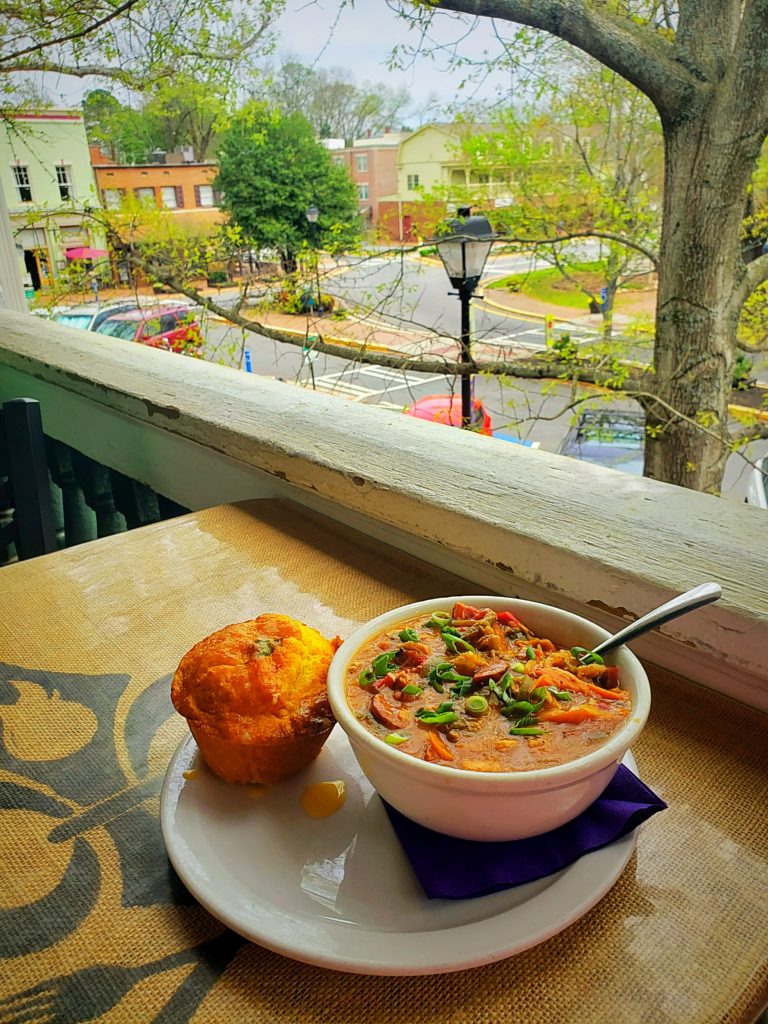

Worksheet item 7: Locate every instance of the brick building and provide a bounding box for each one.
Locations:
[90,149,225,228]
[324,132,408,235]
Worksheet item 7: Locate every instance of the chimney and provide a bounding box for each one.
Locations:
[180,145,194,163]
[151,149,167,164]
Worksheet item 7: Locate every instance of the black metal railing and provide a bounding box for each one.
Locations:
[1,398,189,567]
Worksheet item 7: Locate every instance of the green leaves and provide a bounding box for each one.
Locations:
[215,103,361,267]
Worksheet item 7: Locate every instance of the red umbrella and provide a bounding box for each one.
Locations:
[65,246,108,259]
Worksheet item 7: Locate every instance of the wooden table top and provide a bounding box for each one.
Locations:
[1,500,766,1024]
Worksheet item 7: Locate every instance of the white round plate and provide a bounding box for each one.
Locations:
[160,731,638,976]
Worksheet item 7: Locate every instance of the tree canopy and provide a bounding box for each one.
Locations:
[398,0,768,493]
[215,103,362,272]
[254,59,414,140]
[0,0,283,95]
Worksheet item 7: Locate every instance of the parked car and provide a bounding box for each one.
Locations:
[558,409,646,475]
[405,394,493,435]
[745,453,768,510]
[95,305,202,353]
[53,301,137,332]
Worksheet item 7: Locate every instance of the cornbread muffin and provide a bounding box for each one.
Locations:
[171,614,341,783]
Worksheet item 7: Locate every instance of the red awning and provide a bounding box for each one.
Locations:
[65,246,108,259]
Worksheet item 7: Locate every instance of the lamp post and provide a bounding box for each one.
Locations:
[433,207,496,429]
[305,205,321,312]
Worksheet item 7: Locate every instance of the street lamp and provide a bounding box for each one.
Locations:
[433,207,496,429]
[305,205,321,312]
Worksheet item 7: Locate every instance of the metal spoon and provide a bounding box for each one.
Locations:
[575,581,723,665]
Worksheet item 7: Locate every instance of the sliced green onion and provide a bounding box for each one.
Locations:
[526,645,536,661]
[489,678,514,706]
[582,652,605,666]
[384,732,409,745]
[441,626,461,637]
[450,680,474,697]
[508,700,535,715]
[425,611,451,629]
[510,726,547,736]
[401,683,422,696]
[465,694,489,716]
[371,651,397,677]
[549,688,573,701]
[431,681,445,693]
[442,632,475,655]
[428,662,472,685]
[570,646,605,666]
[415,706,459,725]
[435,701,456,713]
[531,686,548,702]
[358,669,377,688]
[398,628,420,643]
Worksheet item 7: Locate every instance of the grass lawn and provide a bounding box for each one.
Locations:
[487,261,653,310]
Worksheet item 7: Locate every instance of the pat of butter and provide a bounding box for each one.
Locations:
[301,780,346,818]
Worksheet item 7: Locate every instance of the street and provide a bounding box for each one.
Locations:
[197,251,767,504]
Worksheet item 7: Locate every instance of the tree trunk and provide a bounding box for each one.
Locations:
[645,108,754,493]
[280,252,297,275]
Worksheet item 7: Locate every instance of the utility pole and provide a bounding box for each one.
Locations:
[0,180,27,313]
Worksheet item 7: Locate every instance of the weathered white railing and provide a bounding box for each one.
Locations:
[1,308,766,710]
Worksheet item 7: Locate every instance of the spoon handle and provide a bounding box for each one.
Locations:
[591,582,722,657]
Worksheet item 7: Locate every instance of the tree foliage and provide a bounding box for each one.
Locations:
[450,64,662,330]
[83,89,164,163]
[0,0,283,94]
[254,59,413,140]
[400,0,768,493]
[215,103,362,272]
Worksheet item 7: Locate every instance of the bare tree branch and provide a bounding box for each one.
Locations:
[427,0,701,121]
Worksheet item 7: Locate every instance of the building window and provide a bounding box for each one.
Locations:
[357,183,369,200]
[469,171,490,184]
[333,155,345,165]
[356,154,368,172]
[407,174,420,190]
[56,164,75,201]
[195,184,214,207]
[161,186,178,209]
[134,187,155,204]
[102,189,121,209]
[12,165,32,202]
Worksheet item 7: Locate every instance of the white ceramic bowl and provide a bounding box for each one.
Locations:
[327,596,651,841]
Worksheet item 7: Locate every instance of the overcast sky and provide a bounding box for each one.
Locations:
[35,1,515,111]
[273,1,513,108]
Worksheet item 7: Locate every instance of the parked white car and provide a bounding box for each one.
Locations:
[745,453,768,510]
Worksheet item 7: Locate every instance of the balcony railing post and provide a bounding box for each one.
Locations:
[71,451,126,538]
[109,470,162,530]
[46,440,97,547]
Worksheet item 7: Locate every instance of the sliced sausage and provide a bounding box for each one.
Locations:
[370,693,406,729]
[471,660,510,685]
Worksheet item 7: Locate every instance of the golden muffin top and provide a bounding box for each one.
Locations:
[171,614,340,743]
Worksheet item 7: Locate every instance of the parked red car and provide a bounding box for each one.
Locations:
[95,305,202,353]
[405,394,493,435]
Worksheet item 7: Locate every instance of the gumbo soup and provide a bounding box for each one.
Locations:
[345,602,631,772]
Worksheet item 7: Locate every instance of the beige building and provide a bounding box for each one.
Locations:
[378,124,512,243]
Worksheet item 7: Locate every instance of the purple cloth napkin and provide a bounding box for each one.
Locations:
[383,764,666,899]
